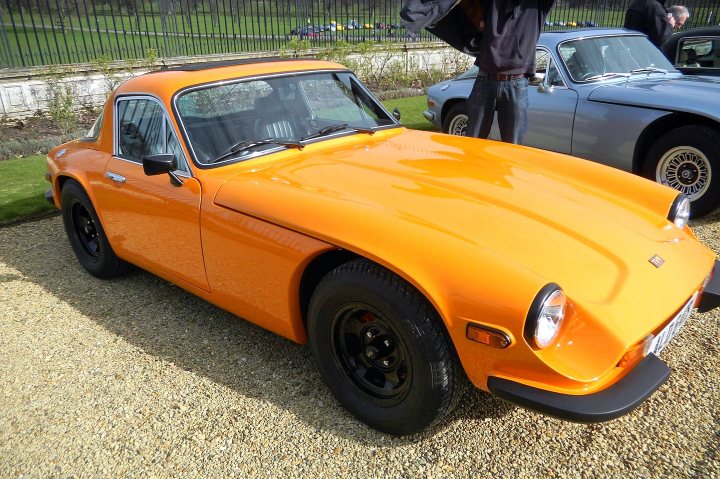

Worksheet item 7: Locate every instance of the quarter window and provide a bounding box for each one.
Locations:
[83,112,103,141]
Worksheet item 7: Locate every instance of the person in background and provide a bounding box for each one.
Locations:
[466,0,555,145]
[624,0,674,47]
[667,5,690,29]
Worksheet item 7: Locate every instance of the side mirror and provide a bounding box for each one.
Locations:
[143,154,177,176]
[143,154,184,187]
[529,73,545,86]
[392,107,401,121]
[538,82,554,93]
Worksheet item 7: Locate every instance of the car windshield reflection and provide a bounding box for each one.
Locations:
[175,72,397,165]
[559,35,677,83]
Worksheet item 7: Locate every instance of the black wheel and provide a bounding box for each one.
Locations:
[642,125,720,217]
[61,180,130,279]
[443,102,468,136]
[307,259,463,435]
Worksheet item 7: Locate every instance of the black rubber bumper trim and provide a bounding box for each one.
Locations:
[698,260,720,313]
[487,353,670,423]
[44,189,55,206]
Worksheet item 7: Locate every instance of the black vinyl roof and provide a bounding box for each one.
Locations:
[156,57,318,72]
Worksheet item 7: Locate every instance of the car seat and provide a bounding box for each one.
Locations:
[254,93,296,139]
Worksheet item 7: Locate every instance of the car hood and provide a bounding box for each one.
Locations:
[214,129,713,353]
[587,75,720,121]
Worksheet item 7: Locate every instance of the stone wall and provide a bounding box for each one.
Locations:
[0,43,472,120]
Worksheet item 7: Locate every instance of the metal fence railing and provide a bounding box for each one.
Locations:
[2,0,719,68]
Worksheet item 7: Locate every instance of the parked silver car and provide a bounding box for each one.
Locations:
[425,29,720,216]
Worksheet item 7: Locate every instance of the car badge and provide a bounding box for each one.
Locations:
[649,255,665,268]
[56,148,66,159]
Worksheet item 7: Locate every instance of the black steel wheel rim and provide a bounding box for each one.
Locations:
[330,303,412,406]
[71,201,100,259]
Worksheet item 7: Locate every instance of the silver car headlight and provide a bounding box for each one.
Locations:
[669,195,691,229]
[525,284,567,349]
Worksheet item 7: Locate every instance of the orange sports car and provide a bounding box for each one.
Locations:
[46,58,720,435]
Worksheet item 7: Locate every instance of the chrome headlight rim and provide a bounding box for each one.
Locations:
[524,283,567,350]
[668,194,691,229]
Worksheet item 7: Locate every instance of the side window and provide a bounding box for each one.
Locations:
[547,58,564,87]
[166,119,190,174]
[116,98,189,174]
[117,99,164,161]
[677,38,719,69]
[534,49,564,87]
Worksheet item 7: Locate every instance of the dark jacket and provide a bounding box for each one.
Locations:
[623,0,672,47]
[400,0,484,55]
[475,0,555,75]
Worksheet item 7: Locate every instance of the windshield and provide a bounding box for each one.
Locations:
[558,35,676,83]
[175,71,397,165]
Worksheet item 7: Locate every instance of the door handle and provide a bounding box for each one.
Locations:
[105,171,126,184]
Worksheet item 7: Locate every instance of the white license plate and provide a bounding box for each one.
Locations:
[648,293,697,356]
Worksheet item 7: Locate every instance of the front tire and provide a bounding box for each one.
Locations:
[307,259,463,435]
[642,125,720,217]
[61,180,130,279]
[443,102,469,136]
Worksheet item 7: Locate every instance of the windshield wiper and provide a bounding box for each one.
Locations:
[301,122,375,141]
[630,67,668,75]
[583,72,631,81]
[208,137,303,164]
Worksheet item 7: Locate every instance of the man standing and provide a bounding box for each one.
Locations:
[466,0,555,145]
[667,5,690,29]
[624,0,674,47]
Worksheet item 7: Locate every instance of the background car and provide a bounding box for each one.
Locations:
[663,27,720,76]
[425,29,720,216]
[46,57,719,436]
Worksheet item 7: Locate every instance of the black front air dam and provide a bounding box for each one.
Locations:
[487,353,670,423]
[698,260,720,313]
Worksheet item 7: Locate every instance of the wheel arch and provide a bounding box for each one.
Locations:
[297,249,457,343]
[633,112,720,174]
[440,98,467,130]
[299,249,361,326]
[55,174,93,199]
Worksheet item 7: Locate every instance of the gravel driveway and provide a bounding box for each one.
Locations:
[1,215,718,478]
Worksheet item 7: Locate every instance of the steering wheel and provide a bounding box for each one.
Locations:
[578,71,601,81]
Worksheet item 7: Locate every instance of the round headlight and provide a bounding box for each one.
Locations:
[669,195,691,229]
[525,285,567,349]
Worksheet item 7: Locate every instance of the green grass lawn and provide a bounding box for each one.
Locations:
[0,155,56,223]
[0,96,434,223]
[383,95,434,131]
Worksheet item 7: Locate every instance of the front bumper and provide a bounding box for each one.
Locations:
[487,353,670,423]
[489,259,720,422]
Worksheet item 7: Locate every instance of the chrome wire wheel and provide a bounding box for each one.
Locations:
[448,114,468,136]
[656,146,711,201]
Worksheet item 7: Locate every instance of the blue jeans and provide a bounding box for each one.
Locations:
[466,75,529,145]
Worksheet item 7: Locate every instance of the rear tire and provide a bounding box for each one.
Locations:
[642,125,720,217]
[307,259,464,435]
[61,180,130,279]
[443,102,469,136]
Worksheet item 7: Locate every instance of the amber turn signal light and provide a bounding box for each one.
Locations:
[617,334,654,368]
[466,324,511,348]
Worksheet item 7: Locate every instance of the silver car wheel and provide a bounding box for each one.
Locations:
[656,146,711,201]
[448,114,468,136]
